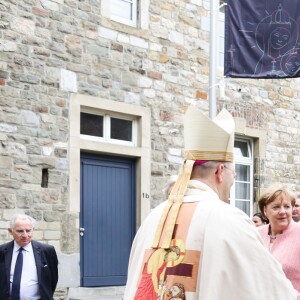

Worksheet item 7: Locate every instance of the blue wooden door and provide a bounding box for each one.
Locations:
[80,153,136,286]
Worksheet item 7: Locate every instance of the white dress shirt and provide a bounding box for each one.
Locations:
[10,242,41,300]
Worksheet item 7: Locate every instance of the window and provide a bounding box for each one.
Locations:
[101,0,149,29]
[230,138,254,216]
[110,117,132,142]
[110,0,137,27]
[80,113,103,138]
[80,110,137,146]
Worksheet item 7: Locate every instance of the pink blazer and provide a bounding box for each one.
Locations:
[258,221,300,294]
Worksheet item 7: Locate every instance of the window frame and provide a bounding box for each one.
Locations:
[101,0,149,30]
[80,108,137,147]
[110,0,138,27]
[230,138,254,217]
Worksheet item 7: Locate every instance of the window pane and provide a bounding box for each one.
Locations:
[236,164,250,181]
[235,200,250,216]
[234,140,249,157]
[80,113,103,137]
[111,118,132,141]
[235,182,250,200]
[111,0,133,20]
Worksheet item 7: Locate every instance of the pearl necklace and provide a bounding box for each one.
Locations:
[268,225,281,240]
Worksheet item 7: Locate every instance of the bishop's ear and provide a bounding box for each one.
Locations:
[215,164,225,183]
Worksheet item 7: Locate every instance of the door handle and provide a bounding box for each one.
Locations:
[79,227,85,236]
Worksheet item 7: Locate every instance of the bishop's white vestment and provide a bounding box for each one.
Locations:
[124,180,296,300]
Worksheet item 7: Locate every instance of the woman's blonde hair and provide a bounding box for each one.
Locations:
[258,188,296,218]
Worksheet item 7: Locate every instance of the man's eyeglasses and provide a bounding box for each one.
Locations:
[14,229,33,236]
[224,165,237,178]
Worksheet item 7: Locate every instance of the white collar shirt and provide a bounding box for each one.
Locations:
[10,241,40,300]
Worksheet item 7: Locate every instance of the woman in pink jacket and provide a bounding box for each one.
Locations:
[258,187,300,296]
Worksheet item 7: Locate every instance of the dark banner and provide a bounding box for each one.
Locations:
[224,0,300,78]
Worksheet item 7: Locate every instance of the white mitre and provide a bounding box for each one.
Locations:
[184,106,235,162]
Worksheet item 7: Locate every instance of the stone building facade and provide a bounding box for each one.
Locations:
[1,0,300,299]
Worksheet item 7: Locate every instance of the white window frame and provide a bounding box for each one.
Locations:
[101,0,149,29]
[80,108,137,147]
[230,138,254,217]
[110,0,137,27]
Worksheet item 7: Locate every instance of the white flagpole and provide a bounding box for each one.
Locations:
[209,0,220,119]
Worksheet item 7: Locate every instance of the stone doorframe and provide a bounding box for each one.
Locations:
[69,93,151,248]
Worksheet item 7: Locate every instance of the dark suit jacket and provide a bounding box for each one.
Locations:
[0,240,58,300]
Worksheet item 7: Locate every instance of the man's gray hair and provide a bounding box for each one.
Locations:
[10,213,36,229]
